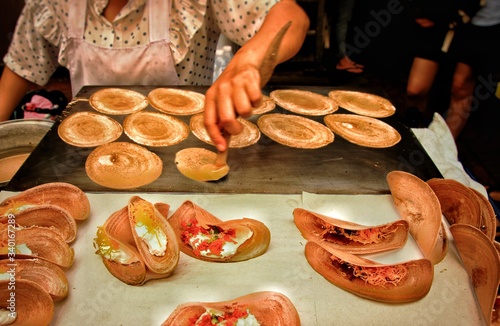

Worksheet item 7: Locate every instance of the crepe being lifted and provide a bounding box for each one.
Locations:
[161,291,301,326]
[93,196,179,285]
[168,200,271,262]
[305,241,433,303]
[293,208,409,254]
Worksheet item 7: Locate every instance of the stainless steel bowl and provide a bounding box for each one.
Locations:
[0,119,54,188]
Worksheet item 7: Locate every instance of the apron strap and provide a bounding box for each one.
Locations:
[68,0,170,42]
[149,0,171,42]
[68,0,87,38]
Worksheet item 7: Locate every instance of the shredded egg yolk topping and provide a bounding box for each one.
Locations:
[131,203,167,256]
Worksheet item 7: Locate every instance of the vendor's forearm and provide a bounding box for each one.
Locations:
[235,0,310,68]
[0,67,34,121]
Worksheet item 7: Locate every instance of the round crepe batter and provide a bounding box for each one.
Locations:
[148,88,205,115]
[123,111,189,147]
[328,90,395,118]
[89,88,149,115]
[189,113,260,148]
[58,111,123,147]
[257,113,334,149]
[324,114,401,148]
[270,89,338,116]
[85,142,163,189]
[252,95,276,115]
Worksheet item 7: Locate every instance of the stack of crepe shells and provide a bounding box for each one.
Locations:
[94,196,179,285]
[0,182,90,326]
[293,206,434,303]
[389,171,500,324]
[425,177,500,325]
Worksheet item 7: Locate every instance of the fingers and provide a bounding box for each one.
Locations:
[204,67,263,151]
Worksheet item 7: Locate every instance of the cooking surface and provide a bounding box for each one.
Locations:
[5,86,441,193]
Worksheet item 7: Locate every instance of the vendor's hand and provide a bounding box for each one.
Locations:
[204,54,263,152]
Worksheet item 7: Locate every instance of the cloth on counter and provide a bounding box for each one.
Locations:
[411,112,487,197]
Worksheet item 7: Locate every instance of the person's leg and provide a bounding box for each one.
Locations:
[334,0,363,72]
[406,57,440,115]
[446,62,475,139]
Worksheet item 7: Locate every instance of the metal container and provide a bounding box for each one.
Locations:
[0,119,54,188]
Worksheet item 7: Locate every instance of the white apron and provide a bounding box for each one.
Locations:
[64,0,179,96]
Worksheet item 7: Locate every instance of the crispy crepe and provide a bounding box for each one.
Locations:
[89,88,148,115]
[58,111,123,147]
[328,90,395,118]
[270,89,338,116]
[323,113,401,148]
[148,88,205,115]
[162,291,301,326]
[189,113,260,148]
[123,111,189,147]
[85,142,163,189]
[257,113,334,149]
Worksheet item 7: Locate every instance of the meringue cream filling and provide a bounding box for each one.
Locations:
[188,230,252,258]
[134,222,167,256]
[94,228,139,265]
[195,308,260,326]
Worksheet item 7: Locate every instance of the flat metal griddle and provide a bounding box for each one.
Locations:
[5,85,442,194]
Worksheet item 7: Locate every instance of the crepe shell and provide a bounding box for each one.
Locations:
[270,89,338,116]
[89,88,148,115]
[189,113,261,148]
[450,224,500,325]
[387,171,448,264]
[469,187,497,242]
[427,178,482,230]
[257,113,334,149]
[162,291,301,326]
[58,111,123,147]
[128,196,179,275]
[123,111,189,147]
[168,200,271,262]
[252,95,276,115]
[0,279,54,326]
[293,208,409,254]
[328,90,396,118]
[305,241,433,303]
[94,206,148,285]
[85,142,163,189]
[0,182,90,221]
[0,204,77,243]
[148,88,205,115]
[0,258,68,301]
[0,225,74,268]
[323,114,401,148]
